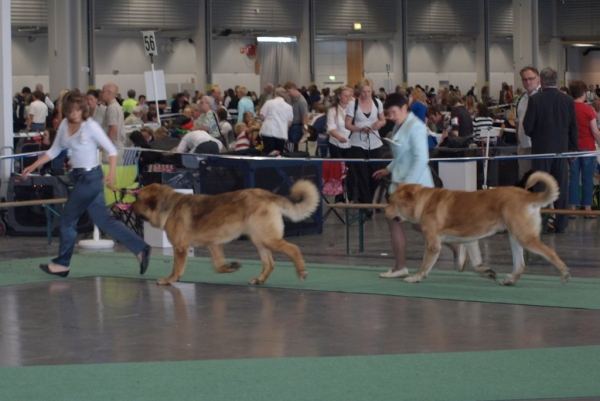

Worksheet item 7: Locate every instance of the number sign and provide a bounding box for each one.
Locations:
[142,31,158,56]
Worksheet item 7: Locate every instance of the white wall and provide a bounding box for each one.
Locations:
[405,41,516,99]
[12,35,262,99]
[489,42,514,101]
[11,36,50,96]
[407,41,477,92]
[12,34,591,102]
[566,47,600,86]
[363,40,394,90]
[12,35,200,99]
[212,38,260,93]
[314,40,347,88]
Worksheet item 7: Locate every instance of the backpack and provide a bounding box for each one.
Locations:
[307,114,327,141]
[13,95,26,131]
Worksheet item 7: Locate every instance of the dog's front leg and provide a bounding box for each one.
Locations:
[207,244,241,274]
[465,241,496,281]
[158,245,189,285]
[405,236,441,283]
[500,234,525,286]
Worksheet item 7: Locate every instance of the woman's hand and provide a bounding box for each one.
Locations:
[22,165,35,180]
[372,168,390,180]
[103,172,116,189]
[338,137,348,143]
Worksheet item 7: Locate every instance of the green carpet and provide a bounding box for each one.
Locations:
[0,346,599,400]
[2,253,599,310]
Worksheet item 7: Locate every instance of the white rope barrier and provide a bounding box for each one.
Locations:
[4,147,598,164]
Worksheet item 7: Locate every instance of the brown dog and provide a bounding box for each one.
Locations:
[385,171,570,285]
[133,181,319,285]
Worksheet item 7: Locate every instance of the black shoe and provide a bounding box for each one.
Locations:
[140,246,151,275]
[39,264,69,278]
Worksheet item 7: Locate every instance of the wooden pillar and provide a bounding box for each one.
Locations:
[346,40,364,87]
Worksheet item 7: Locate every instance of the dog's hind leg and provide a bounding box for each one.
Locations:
[207,244,241,274]
[499,234,526,286]
[248,246,275,285]
[158,244,190,285]
[465,241,496,281]
[256,238,307,284]
[516,236,570,284]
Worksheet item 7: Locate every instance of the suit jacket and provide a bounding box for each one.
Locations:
[386,112,433,193]
[523,87,578,154]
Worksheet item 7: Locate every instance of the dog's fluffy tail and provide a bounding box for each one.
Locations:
[524,171,560,206]
[278,180,320,222]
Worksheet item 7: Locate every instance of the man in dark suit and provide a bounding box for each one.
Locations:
[523,67,578,233]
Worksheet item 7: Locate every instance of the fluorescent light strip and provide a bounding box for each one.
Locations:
[257,36,296,43]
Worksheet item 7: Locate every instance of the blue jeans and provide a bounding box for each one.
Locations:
[30,123,45,132]
[53,167,147,267]
[288,124,303,151]
[568,156,596,207]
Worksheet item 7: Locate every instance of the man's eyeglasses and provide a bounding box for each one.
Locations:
[521,77,537,82]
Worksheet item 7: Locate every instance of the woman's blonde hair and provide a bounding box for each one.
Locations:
[505,107,516,120]
[411,87,426,104]
[357,77,374,91]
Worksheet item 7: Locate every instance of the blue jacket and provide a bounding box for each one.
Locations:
[386,112,433,192]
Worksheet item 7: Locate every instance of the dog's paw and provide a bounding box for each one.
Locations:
[404,275,422,283]
[561,272,570,284]
[157,277,173,285]
[298,271,307,281]
[249,277,264,285]
[483,269,497,281]
[216,262,242,274]
[499,274,516,286]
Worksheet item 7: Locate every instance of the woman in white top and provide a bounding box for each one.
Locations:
[22,91,150,277]
[327,86,353,158]
[344,77,387,209]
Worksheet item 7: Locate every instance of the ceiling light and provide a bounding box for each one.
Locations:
[257,36,296,43]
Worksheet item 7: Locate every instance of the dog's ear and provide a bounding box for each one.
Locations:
[397,185,415,204]
[145,194,158,211]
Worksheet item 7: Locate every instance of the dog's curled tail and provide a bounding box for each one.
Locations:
[525,171,560,206]
[279,180,320,222]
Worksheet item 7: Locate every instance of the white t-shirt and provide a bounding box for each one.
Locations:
[47,118,117,169]
[29,100,48,124]
[345,98,384,149]
[219,121,233,138]
[327,105,351,149]
[259,97,293,140]
[176,130,224,154]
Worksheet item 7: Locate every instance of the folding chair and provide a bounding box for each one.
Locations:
[101,164,143,236]
[122,147,141,166]
[322,161,347,224]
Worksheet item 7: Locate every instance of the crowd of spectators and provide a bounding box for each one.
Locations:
[13,71,600,230]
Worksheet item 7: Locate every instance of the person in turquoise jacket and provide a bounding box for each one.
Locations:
[373,93,461,279]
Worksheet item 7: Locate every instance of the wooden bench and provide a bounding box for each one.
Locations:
[0,198,67,244]
[327,203,600,254]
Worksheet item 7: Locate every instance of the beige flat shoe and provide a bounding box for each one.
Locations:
[379,267,409,278]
